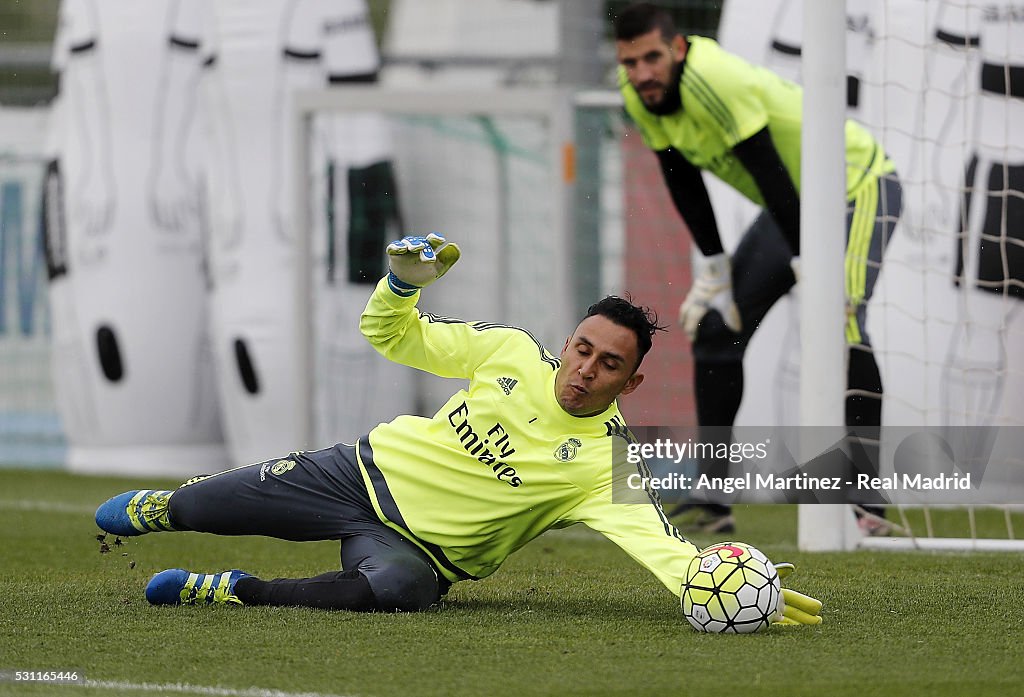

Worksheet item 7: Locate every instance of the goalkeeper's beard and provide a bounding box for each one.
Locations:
[642,60,684,116]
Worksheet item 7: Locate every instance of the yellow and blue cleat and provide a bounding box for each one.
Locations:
[94,489,176,536]
[146,569,250,606]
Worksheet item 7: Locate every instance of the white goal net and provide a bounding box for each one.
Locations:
[861,0,1024,550]
[751,0,1024,551]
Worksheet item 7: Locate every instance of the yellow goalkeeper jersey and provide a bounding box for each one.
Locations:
[358,277,697,592]
[619,35,894,204]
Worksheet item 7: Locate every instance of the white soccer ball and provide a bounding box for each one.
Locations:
[680,542,780,634]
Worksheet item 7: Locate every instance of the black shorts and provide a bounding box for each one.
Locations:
[167,442,449,600]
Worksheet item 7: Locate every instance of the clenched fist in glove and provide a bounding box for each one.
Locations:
[386,233,461,296]
[679,252,742,340]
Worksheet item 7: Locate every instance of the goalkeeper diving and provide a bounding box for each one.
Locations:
[94,233,820,626]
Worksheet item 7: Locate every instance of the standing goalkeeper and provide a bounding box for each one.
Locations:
[94,233,819,624]
[615,3,902,534]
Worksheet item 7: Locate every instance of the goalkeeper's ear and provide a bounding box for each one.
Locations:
[619,372,644,396]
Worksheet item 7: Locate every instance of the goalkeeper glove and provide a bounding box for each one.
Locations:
[678,252,742,341]
[386,233,461,295]
[772,562,823,626]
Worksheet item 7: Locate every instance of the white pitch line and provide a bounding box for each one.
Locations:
[0,499,95,515]
[79,680,358,697]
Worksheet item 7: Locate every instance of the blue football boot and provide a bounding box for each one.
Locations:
[95,489,176,536]
[145,569,251,606]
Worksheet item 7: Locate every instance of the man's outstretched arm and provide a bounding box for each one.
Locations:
[360,234,513,379]
[565,484,822,626]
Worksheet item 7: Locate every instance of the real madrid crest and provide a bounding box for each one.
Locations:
[270,459,296,476]
[554,437,582,462]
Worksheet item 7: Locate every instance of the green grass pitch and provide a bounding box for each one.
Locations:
[1,469,1022,697]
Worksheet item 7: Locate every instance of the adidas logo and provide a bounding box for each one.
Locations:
[497,377,518,395]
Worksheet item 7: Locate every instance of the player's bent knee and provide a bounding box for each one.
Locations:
[363,558,441,612]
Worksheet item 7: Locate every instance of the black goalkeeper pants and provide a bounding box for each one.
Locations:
[167,442,448,612]
[691,172,903,515]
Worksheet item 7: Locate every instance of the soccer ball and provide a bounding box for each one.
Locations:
[681,542,780,634]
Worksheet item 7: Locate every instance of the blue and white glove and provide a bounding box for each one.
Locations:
[386,233,461,296]
[678,252,742,340]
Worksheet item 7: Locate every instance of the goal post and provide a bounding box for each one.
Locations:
[796,0,858,551]
[791,0,1024,552]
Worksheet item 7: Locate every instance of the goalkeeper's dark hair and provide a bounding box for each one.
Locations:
[613,3,680,43]
[585,295,667,369]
